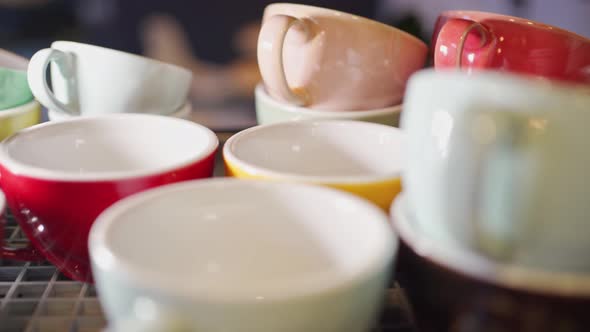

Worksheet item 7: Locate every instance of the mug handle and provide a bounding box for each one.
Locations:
[456,21,496,68]
[257,14,313,106]
[0,190,44,262]
[450,109,540,261]
[27,48,79,116]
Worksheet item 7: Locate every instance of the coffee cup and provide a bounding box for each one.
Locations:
[255,83,402,126]
[391,193,590,332]
[401,69,590,271]
[258,3,427,111]
[90,179,396,332]
[0,114,218,281]
[433,10,590,83]
[0,100,41,140]
[27,41,192,116]
[224,120,403,211]
[0,48,34,111]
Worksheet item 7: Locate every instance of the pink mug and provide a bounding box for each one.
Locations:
[433,10,590,84]
[0,190,44,262]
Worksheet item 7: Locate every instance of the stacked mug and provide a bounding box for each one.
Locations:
[0,50,41,140]
[393,10,590,332]
[256,3,428,126]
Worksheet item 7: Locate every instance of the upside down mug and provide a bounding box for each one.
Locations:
[433,10,590,84]
[0,114,218,281]
[27,41,193,116]
[258,3,427,111]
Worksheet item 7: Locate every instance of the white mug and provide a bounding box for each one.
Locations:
[89,179,396,332]
[401,69,590,272]
[27,41,192,116]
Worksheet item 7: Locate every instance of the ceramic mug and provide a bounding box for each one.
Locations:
[90,179,396,332]
[0,49,34,110]
[0,114,218,281]
[433,10,590,83]
[401,69,590,271]
[391,193,590,332]
[0,100,41,140]
[224,120,403,211]
[255,84,403,126]
[258,3,427,111]
[27,41,192,116]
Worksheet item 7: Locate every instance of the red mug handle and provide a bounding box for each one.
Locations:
[0,189,45,262]
[435,18,497,69]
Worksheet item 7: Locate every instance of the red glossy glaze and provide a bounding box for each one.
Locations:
[0,150,216,282]
[433,11,590,84]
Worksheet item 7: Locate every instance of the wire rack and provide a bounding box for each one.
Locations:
[0,133,417,332]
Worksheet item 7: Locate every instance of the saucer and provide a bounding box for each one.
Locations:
[47,101,192,121]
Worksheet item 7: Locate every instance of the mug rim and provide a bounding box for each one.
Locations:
[0,100,40,118]
[50,41,193,77]
[0,113,218,182]
[255,84,403,116]
[223,119,403,184]
[89,178,396,301]
[391,193,590,298]
[265,2,426,47]
[0,49,29,71]
[439,10,590,42]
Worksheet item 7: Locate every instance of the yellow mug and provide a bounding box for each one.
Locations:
[223,120,402,211]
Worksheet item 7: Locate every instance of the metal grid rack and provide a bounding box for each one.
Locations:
[0,133,417,332]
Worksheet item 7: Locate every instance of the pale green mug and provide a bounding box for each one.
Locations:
[0,67,33,110]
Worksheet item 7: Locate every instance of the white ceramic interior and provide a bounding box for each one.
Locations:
[90,179,396,331]
[392,193,590,297]
[47,100,193,121]
[91,178,395,298]
[0,114,218,181]
[224,120,403,183]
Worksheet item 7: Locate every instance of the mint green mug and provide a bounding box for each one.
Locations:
[0,67,33,110]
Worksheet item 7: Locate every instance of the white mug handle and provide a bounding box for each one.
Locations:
[450,109,540,260]
[257,14,312,106]
[27,48,79,115]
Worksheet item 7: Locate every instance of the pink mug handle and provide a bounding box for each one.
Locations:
[456,21,496,68]
[0,190,45,262]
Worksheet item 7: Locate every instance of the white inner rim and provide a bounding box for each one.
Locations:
[0,114,218,181]
[90,179,396,300]
[224,120,403,183]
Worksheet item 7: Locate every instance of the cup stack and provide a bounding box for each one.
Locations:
[256,3,428,126]
[394,10,590,332]
[0,49,41,140]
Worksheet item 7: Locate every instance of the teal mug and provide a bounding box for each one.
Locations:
[0,67,33,110]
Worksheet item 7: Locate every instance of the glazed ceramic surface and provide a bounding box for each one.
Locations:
[391,194,590,332]
[224,120,403,211]
[255,84,402,126]
[27,41,192,116]
[0,114,218,281]
[258,3,427,110]
[433,10,590,84]
[47,100,193,122]
[0,48,35,112]
[401,69,590,271]
[0,100,41,140]
[90,179,396,332]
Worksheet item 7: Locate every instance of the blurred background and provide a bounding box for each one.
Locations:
[1,0,589,130]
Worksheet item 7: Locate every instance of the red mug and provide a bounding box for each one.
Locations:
[0,114,218,282]
[0,190,45,261]
[432,10,590,84]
